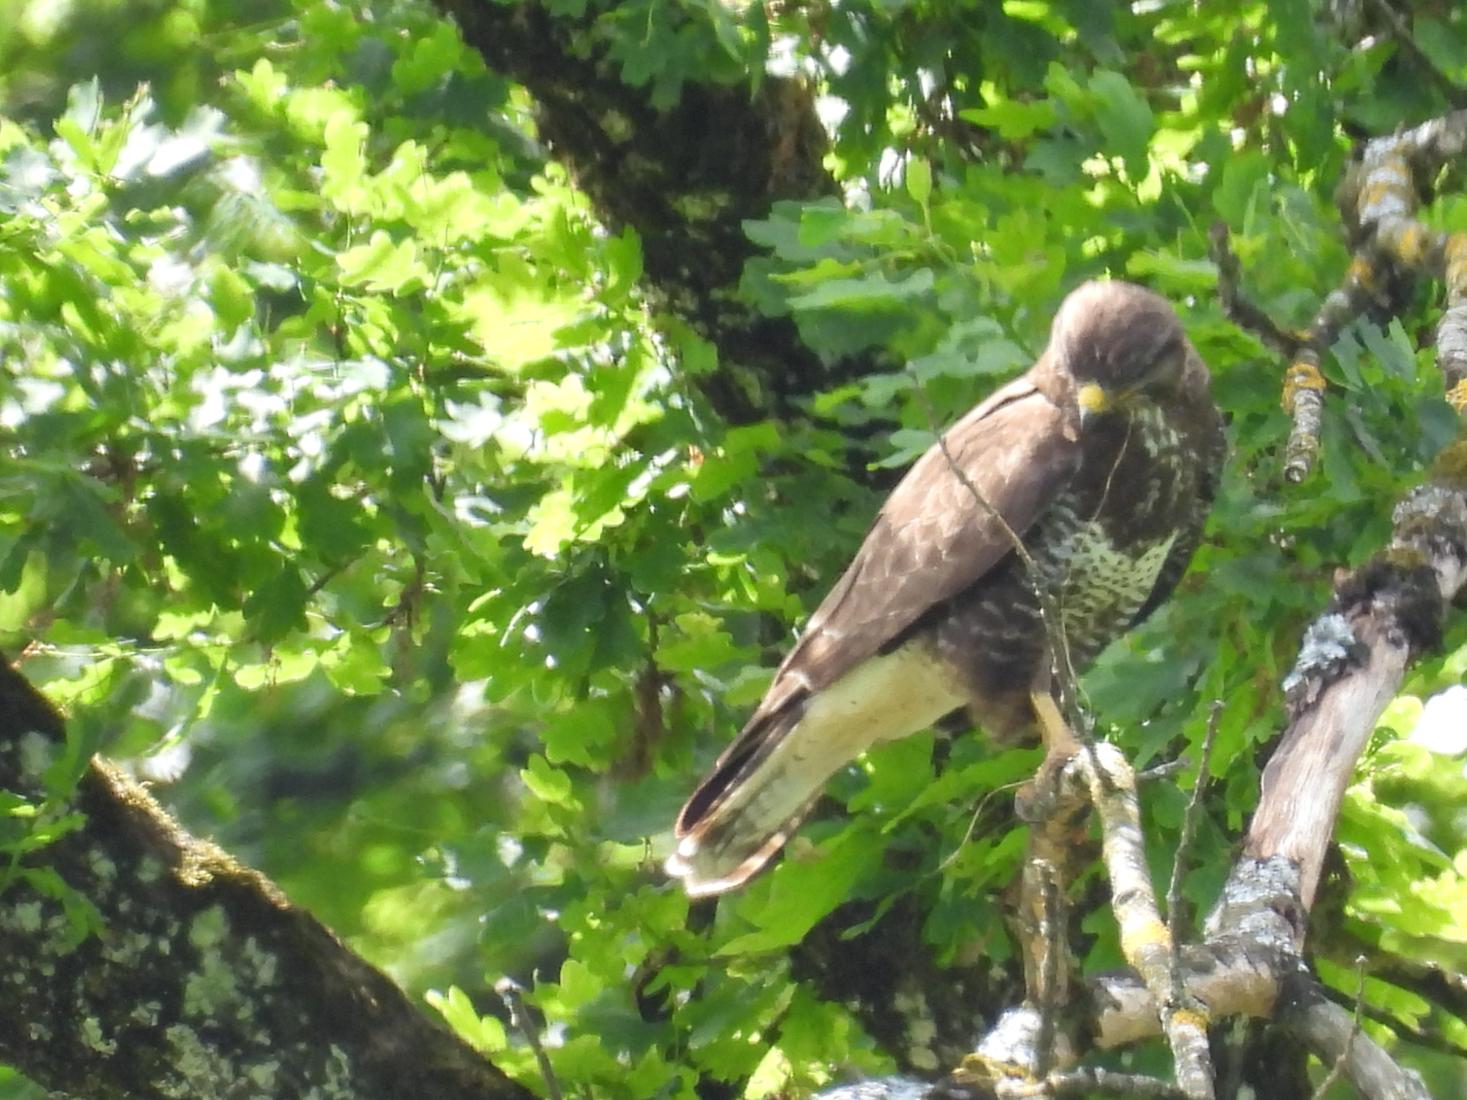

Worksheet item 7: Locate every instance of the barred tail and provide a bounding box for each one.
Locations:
[666,638,968,896]
[665,707,828,896]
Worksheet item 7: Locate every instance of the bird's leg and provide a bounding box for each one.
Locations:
[1015,684,1083,824]
[1007,686,1090,1071]
[1030,687,1082,763]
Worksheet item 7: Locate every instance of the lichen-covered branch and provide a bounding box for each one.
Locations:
[1077,744,1213,1098]
[1240,441,1467,918]
[1296,111,1467,476]
[1216,110,1467,481]
[940,935,1426,1099]
[842,929,1428,1100]
[0,661,528,1100]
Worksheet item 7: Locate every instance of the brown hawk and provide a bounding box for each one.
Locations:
[667,280,1225,897]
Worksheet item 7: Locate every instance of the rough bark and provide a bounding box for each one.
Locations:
[0,661,529,1100]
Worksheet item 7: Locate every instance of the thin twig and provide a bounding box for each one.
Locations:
[1033,861,1064,1077]
[937,781,1025,872]
[1166,701,1222,1009]
[1137,757,1190,783]
[496,977,564,1100]
[1208,223,1305,358]
[1309,957,1368,1100]
[1363,0,1467,109]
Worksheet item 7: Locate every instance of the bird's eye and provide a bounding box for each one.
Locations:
[1143,349,1183,387]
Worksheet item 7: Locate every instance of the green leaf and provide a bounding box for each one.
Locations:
[426,987,508,1054]
[521,754,576,807]
[242,566,309,644]
[905,158,932,209]
[1214,150,1270,226]
[1089,69,1154,177]
[959,96,1057,140]
[721,830,878,954]
[787,267,935,311]
[1125,250,1219,293]
[336,231,430,294]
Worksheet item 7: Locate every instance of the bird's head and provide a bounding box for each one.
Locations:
[1048,280,1188,421]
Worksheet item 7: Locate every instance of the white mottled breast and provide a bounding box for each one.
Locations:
[1053,520,1178,627]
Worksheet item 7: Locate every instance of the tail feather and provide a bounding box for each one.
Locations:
[666,637,969,896]
[673,708,789,838]
[666,707,828,896]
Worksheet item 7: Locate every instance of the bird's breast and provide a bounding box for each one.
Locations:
[1025,404,1194,654]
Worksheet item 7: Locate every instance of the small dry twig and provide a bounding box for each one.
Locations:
[1166,702,1223,1007]
[1208,223,1304,359]
[1309,957,1368,1100]
[1362,0,1467,109]
[497,977,564,1100]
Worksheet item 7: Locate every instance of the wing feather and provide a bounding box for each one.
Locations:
[752,371,1082,723]
[673,371,1081,843]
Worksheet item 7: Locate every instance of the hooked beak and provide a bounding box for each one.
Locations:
[1076,382,1112,422]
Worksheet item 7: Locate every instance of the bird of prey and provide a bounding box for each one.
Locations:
[667,280,1225,897]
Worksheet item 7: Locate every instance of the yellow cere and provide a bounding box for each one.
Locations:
[1077,382,1112,414]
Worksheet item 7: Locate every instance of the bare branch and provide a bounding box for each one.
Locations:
[1208,223,1304,358]
[1309,957,1367,1100]
[1361,0,1467,109]
[1278,973,1431,1100]
[1004,1067,1188,1098]
[1243,453,1467,913]
[497,977,564,1100]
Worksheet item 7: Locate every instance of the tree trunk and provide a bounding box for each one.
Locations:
[0,662,530,1100]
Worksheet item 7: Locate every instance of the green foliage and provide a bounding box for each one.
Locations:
[4,0,1467,1096]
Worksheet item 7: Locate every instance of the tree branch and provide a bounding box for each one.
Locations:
[1241,445,1467,917]
[0,661,526,1100]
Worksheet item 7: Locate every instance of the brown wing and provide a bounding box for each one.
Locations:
[750,370,1082,725]
[672,368,1081,844]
